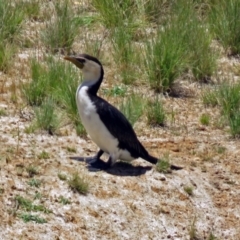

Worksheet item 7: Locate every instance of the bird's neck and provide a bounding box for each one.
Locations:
[82,68,104,96]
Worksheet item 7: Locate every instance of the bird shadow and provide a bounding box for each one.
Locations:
[104,162,152,176]
[70,157,152,176]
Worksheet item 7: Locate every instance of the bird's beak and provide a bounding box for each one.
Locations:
[63,56,84,69]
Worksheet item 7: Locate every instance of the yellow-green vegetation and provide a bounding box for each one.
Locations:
[156,154,171,173]
[184,186,194,196]
[25,165,38,178]
[68,172,89,195]
[58,172,67,181]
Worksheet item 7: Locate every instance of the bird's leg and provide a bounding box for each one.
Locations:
[70,149,104,164]
[88,155,113,170]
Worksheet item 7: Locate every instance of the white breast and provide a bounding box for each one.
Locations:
[76,86,134,163]
[76,86,117,152]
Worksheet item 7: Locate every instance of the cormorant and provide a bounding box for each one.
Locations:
[64,54,182,171]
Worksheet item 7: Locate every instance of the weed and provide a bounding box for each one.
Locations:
[59,196,71,205]
[208,232,217,240]
[28,178,41,188]
[0,188,4,195]
[0,108,7,116]
[19,213,47,224]
[0,42,16,72]
[58,172,67,181]
[147,98,166,126]
[218,83,240,137]
[15,195,50,213]
[156,153,171,173]
[22,58,48,106]
[0,0,25,41]
[91,0,135,30]
[209,0,240,55]
[25,165,38,177]
[189,216,198,240]
[34,98,61,134]
[41,0,80,52]
[21,0,41,20]
[111,27,137,84]
[68,172,89,195]
[200,114,210,125]
[103,85,127,97]
[66,147,76,153]
[202,89,218,107]
[184,186,194,196]
[215,146,226,154]
[34,192,42,200]
[38,151,50,159]
[120,94,145,125]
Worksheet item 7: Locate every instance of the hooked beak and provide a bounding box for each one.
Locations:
[63,56,84,69]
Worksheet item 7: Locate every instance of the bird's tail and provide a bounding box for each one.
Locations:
[144,154,158,164]
[144,154,183,170]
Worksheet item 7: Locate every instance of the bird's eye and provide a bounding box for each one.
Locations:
[77,58,86,64]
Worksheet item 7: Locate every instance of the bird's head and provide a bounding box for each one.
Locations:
[64,54,103,81]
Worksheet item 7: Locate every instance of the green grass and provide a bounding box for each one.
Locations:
[120,94,145,125]
[15,195,50,213]
[172,0,217,82]
[144,23,186,92]
[19,213,47,224]
[184,186,194,196]
[0,108,7,116]
[25,165,38,178]
[58,172,67,181]
[202,88,219,107]
[34,98,61,134]
[22,58,48,106]
[209,0,240,55]
[218,83,240,137]
[156,153,171,173]
[147,98,166,126]
[103,85,127,97]
[200,113,210,126]
[0,0,25,71]
[38,150,50,159]
[41,0,80,52]
[59,196,71,205]
[28,178,41,188]
[68,173,89,195]
[0,42,16,72]
[91,0,136,30]
[0,0,25,42]
[22,56,86,136]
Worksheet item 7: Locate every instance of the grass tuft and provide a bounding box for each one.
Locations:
[209,0,240,55]
[41,0,80,52]
[19,213,47,224]
[184,186,194,196]
[147,98,166,126]
[156,153,171,173]
[120,94,145,125]
[25,165,38,178]
[68,172,89,195]
[200,114,210,126]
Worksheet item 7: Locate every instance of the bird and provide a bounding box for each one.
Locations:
[64,53,182,171]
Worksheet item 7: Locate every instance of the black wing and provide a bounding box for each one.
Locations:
[90,95,148,159]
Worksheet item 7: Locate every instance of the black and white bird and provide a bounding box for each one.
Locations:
[64,54,181,170]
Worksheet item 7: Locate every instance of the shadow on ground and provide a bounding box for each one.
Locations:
[70,156,152,176]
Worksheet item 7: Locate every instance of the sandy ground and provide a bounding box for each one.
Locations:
[0,1,240,239]
[1,86,240,240]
